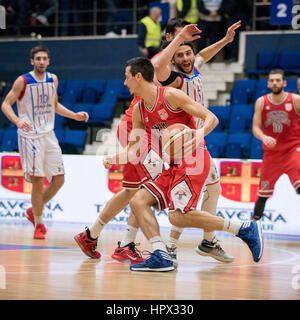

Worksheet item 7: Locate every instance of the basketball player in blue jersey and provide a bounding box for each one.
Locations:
[153,22,241,264]
[1,45,89,239]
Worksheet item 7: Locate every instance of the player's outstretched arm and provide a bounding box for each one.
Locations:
[1,77,33,132]
[153,24,201,85]
[197,20,241,64]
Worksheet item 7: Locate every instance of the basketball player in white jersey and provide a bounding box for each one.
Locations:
[1,45,89,239]
[153,22,241,264]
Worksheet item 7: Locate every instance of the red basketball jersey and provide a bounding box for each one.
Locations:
[262,92,300,152]
[139,86,196,132]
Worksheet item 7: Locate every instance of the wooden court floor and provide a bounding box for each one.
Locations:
[0,220,300,300]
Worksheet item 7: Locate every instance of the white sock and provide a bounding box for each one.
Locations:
[203,231,216,242]
[120,225,138,247]
[149,236,167,252]
[90,216,106,239]
[223,219,242,235]
[166,236,178,249]
[34,215,42,226]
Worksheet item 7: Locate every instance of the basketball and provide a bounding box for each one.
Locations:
[161,123,195,159]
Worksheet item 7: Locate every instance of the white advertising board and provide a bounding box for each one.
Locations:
[0,153,299,237]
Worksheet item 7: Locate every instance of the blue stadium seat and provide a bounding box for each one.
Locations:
[285,78,297,92]
[1,129,18,152]
[60,80,85,105]
[254,79,270,100]
[55,114,64,130]
[82,80,107,103]
[119,84,131,99]
[225,133,252,159]
[231,79,256,105]
[90,102,115,123]
[209,106,230,132]
[0,129,4,145]
[249,137,263,159]
[230,104,255,132]
[63,130,87,153]
[57,79,67,97]
[205,132,227,158]
[54,129,65,143]
[68,103,93,129]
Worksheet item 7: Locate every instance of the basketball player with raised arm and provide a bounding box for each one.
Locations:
[74,19,240,265]
[1,45,89,239]
[153,21,241,264]
[74,19,190,263]
[104,57,263,272]
[252,69,300,220]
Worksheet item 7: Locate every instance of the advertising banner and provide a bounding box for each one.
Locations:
[0,153,299,237]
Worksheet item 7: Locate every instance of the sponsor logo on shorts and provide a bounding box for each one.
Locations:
[175,190,186,200]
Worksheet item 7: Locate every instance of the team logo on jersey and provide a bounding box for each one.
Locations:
[264,111,290,133]
[261,181,269,190]
[108,164,123,194]
[220,161,261,202]
[285,103,292,112]
[1,155,48,193]
[158,109,168,120]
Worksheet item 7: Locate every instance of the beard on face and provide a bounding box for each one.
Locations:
[270,86,284,95]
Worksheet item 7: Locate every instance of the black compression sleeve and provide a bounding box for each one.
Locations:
[159,71,181,87]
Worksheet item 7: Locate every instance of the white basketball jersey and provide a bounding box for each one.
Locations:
[177,65,205,128]
[17,71,56,137]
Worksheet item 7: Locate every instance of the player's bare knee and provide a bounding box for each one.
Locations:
[129,192,145,214]
[168,210,184,228]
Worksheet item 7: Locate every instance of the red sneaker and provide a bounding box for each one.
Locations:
[34,224,47,239]
[25,207,35,226]
[74,228,101,259]
[111,242,145,264]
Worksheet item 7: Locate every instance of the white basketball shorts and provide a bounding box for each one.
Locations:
[18,131,64,183]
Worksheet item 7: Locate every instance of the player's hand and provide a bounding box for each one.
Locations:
[262,135,277,148]
[224,20,241,43]
[74,112,89,122]
[103,155,115,169]
[16,119,33,132]
[178,24,202,42]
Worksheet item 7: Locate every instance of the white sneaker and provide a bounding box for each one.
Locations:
[196,239,234,263]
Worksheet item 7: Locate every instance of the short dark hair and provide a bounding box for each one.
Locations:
[269,69,285,80]
[126,57,154,82]
[30,45,50,59]
[160,40,196,54]
[165,18,190,36]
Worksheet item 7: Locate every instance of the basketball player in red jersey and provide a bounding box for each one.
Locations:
[73,20,190,262]
[252,69,300,220]
[153,22,241,264]
[104,57,263,271]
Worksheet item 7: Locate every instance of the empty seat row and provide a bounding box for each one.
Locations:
[231,78,298,105]
[209,104,254,134]
[205,132,263,159]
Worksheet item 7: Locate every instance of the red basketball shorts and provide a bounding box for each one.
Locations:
[141,147,210,212]
[258,145,300,197]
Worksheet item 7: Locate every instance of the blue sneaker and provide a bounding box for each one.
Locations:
[237,221,263,262]
[130,249,175,272]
